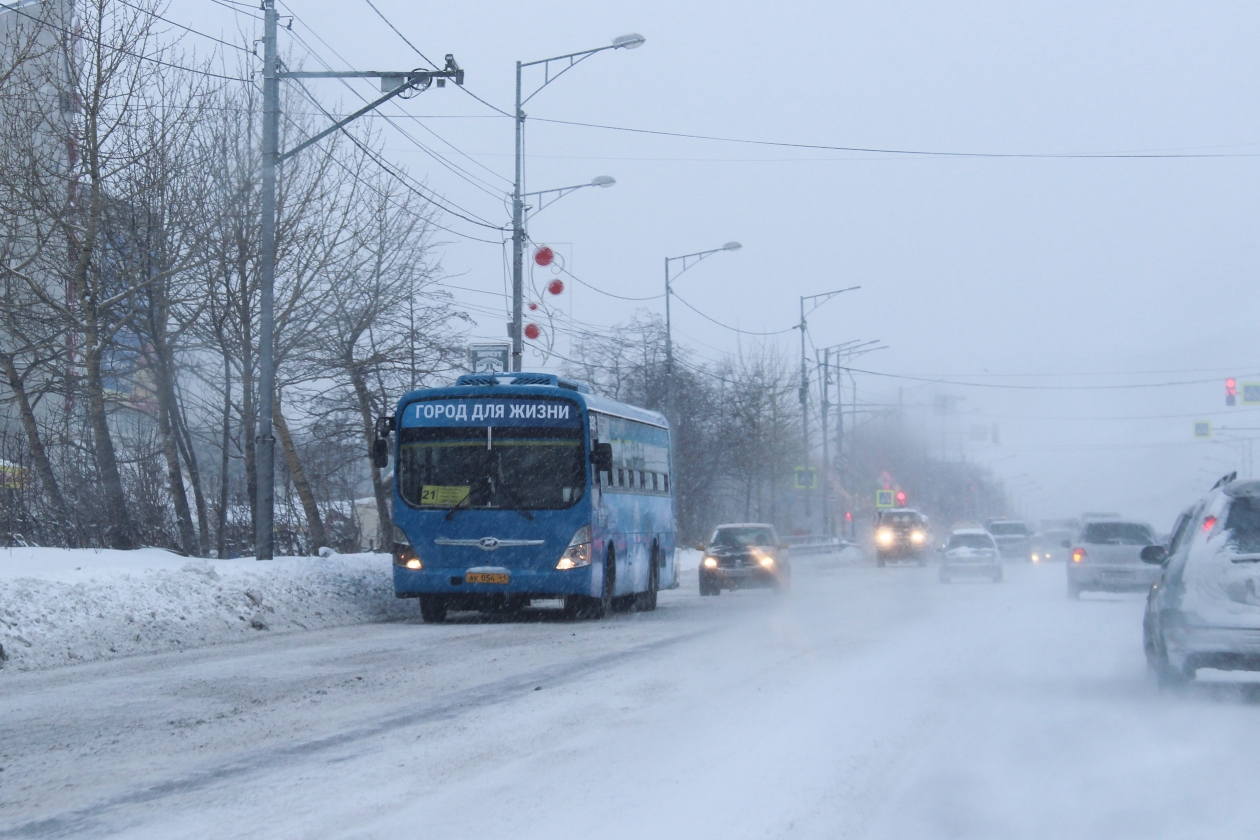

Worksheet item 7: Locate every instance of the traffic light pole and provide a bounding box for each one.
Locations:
[255,0,462,559]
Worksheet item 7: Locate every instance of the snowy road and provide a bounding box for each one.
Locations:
[4,557,1260,839]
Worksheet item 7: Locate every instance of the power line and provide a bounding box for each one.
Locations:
[113,0,256,55]
[530,116,1260,161]
[278,17,510,198]
[842,366,1260,391]
[2,1,251,81]
[669,290,797,336]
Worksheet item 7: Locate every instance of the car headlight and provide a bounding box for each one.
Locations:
[758,555,775,568]
[910,530,925,544]
[392,525,422,569]
[703,556,719,568]
[556,525,591,570]
[876,528,894,546]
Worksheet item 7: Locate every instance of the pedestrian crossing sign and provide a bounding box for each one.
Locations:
[1194,421,1211,439]
[794,467,817,490]
[876,489,895,507]
[1244,383,1260,404]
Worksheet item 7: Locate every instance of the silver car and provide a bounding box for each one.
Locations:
[1065,519,1161,598]
[1145,478,1260,686]
[940,529,1002,583]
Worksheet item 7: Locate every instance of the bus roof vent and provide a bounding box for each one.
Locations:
[453,372,590,393]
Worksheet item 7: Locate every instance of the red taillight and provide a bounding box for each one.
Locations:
[1203,515,1218,532]
[1072,548,1086,563]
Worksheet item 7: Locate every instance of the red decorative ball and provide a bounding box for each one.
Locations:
[547,279,564,296]
[524,323,541,340]
[534,246,554,267]
[528,302,538,311]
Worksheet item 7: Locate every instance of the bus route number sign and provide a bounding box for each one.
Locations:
[876,489,895,508]
[420,485,469,506]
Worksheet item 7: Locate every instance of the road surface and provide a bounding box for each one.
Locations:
[3,556,1260,839]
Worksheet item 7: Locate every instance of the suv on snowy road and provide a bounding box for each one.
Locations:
[1142,475,1260,686]
[985,519,1033,561]
[874,508,930,566]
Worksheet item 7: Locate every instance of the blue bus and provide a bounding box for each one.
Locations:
[378,372,677,622]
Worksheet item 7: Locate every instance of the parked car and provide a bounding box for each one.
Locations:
[873,508,930,566]
[1144,476,1260,686]
[985,519,1033,561]
[1065,518,1160,598]
[939,529,1003,583]
[699,523,790,596]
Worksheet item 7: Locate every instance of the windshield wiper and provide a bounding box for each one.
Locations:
[444,492,473,521]
[491,465,534,520]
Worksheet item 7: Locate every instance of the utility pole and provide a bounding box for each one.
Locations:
[254,0,463,559]
[796,287,858,524]
[257,0,278,561]
[819,347,830,536]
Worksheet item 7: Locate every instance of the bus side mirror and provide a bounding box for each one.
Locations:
[590,442,613,477]
[372,415,394,469]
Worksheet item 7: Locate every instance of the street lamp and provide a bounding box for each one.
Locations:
[511,35,645,371]
[522,176,616,221]
[664,242,742,417]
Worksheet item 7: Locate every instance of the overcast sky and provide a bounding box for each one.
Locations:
[175,0,1260,527]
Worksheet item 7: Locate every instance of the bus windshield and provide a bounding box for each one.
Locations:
[399,425,585,510]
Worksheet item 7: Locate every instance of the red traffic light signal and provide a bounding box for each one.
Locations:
[1228,378,1237,406]
[895,491,907,505]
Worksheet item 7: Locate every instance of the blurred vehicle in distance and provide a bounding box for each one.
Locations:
[985,519,1033,561]
[873,508,930,567]
[939,528,1003,584]
[1065,518,1159,599]
[1032,518,1079,562]
[699,523,790,596]
[1144,475,1260,686]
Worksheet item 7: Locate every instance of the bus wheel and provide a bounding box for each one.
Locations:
[419,596,447,624]
[594,548,616,619]
[636,549,659,612]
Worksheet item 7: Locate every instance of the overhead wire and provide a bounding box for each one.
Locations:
[669,290,797,336]
[530,116,1260,161]
[841,367,1259,391]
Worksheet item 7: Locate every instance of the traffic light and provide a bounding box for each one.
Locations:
[1227,378,1237,407]
[896,491,907,506]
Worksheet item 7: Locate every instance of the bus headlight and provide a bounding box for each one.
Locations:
[703,556,718,568]
[876,528,894,546]
[556,525,591,570]
[910,530,925,544]
[392,525,422,569]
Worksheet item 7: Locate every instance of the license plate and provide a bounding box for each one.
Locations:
[465,572,509,585]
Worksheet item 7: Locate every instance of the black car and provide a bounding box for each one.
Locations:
[699,523,791,596]
[874,508,930,566]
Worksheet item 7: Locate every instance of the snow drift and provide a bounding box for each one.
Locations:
[0,548,409,672]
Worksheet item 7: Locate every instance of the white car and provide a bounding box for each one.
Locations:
[1065,519,1160,598]
[939,529,1003,583]
[1145,477,1260,685]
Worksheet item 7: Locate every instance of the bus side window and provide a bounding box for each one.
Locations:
[651,472,659,492]
[617,468,624,488]
[663,474,669,493]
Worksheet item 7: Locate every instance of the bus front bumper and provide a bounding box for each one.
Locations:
[393,565,595,599]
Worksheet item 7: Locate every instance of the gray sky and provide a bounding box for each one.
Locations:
[178,0,1260,527]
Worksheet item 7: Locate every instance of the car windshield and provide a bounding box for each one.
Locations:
[987,522,1029,536]
[399,425,585,510]
[948,534,994,550]
[1225,497,1260,553]
[881,512,922,527]
[713,527,777,548]
[1081,522,1153,545]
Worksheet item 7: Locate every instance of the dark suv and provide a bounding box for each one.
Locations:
[874,508,930,566]
[699,523,790,596]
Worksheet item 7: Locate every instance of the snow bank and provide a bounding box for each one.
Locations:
[0,547,409,673]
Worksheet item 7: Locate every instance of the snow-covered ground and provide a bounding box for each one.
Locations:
[4,555,1260,839]
[0,547,409,672]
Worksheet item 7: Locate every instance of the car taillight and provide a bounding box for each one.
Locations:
[1072,548,1086,563]
[1203,515,1218,533]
